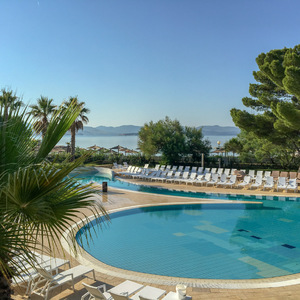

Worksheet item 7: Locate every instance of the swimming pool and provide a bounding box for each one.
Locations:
[75,173,300,202]
[76,202,300,279]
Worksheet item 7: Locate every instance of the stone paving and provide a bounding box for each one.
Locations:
[12,177,300,299]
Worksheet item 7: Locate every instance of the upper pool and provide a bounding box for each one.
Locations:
[74,173,300,202]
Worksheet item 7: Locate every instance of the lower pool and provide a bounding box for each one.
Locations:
[77,202,300,280]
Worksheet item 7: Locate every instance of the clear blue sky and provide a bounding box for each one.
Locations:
[1,0,299,127]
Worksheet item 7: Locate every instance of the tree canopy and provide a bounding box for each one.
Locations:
[29,96,57,138]
[224,131,298,168]
[231,44,300,156]
[63,97,90,161]
[138,116,211,164]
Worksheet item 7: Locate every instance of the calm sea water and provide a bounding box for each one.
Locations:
[59,135,236,150]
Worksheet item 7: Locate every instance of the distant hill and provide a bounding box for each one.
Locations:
[73,125,141,136]
[68,124,239,136]
[199,125,240,136]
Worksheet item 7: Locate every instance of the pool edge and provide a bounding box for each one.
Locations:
[61,202,300,289]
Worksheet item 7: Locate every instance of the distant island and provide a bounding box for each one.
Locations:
[66,125,240,136]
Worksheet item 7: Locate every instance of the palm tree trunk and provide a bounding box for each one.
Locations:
[71,123,76,161]
[0,272,12,300]
[42,119,48,139]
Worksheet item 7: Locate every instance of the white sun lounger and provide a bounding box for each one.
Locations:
[133,168,151,179]
[224,168,230,178]
[216,174,227,186]
[250,175,262,189]
[183,166,190,173]
[177,166,184,172]
[203,167,210,174]
[263,176,274,190]
[263,171,271,181]
[196,173,211,185]
[131,286,166,300]
[217,168,224,176]
[277,177,287,191]
[223,175,237,188]
[179,172,197,185]
[162,291,192,300]
[165,171,181,183]
[175,171,189,184]
[12,253,70,295]
[121,166,138,177]
[82,280,145,300]
[206,173,219,186]
[256,170,263,179]
[131,168,145,179]
[248,170,256,180]
[216,174,227,187]
[159,165,166,171]
[238,175,251,188]
[153,171,168,182]
[81,282,112,300]
[210,168,217,175]
[190,166,197,173]
[286,178,298,193]
[156,170,174,182]
[191,174,204,185]
[108,280,144,299]
[117,166,133,176]
[32,265,95,300]
[112,162,122,169]
[147,170,162,181]
[152,164,160,171]
[197,167,204,175]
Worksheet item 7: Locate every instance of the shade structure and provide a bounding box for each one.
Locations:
[87,144,102,150]
[124,149,139,155]
[110,145,127,154]
[212,147,226,154]
[99,147,110,152]
[51,147,66,153]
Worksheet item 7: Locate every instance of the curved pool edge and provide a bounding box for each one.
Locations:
[61,202,300,290]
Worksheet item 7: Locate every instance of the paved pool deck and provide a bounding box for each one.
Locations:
[12,177,300,299]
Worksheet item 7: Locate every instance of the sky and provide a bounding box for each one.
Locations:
[1,0,300,128]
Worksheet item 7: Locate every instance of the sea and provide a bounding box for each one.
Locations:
[58,135,236,150]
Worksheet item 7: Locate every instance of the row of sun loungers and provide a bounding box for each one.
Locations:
[13,251,188,299]
[112,161,129,170]
[117,165,299,192]
[238,176,298,192]
[120,164,300,180]
[81,279,184,300]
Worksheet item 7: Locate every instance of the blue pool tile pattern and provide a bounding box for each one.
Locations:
[77,203,300,280]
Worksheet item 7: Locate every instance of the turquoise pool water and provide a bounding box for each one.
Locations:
[75,174,300,202]
[77,202,300,279]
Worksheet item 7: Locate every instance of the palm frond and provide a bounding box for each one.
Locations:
[1,156,109,255]
[0,103,36,182]
[35,103,81,162]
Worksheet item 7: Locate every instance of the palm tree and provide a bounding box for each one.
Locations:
[64,97,90,161]
[0,88,23,121]
[0,96,107,299]
[29,96,57,138]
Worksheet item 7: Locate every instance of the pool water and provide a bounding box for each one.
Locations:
[75,174,300,202]
[77,202,300,279]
